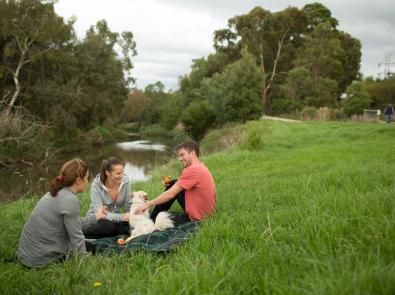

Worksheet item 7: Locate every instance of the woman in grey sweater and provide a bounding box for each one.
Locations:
[17,159,107,268]
[81,157,132,238]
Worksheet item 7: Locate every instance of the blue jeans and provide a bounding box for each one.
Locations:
[386,114,393,123]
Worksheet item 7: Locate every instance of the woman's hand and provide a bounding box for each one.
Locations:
[95,206,108,220]
[122,213,130,221]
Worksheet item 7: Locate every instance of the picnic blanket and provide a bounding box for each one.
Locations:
[92,221,200,255]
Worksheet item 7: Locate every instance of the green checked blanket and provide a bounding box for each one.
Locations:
[92,221,200,255]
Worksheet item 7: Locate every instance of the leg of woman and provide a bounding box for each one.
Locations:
[83,219,122,239]
[115,221,130,235]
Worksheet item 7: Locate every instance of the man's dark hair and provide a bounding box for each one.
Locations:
[177,140,200,157]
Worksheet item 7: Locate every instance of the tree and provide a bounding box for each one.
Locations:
[144,81,165,97]
[180,100,216,140]
[337,31,362,93]
[280,66,312,103]
[0,0,74,115]
[295,23,345,87]
[69,20,135,129]
[213,6,308,112]
[158,93,183,130]
[197,50,263,124]
[302,2,339,32]
[221,51,263,122]
[363,76,395,110]
[343,81,372,116]
[85,20,137,86]
[122,90,152,122]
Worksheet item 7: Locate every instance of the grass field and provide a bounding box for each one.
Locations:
[1,119,394,294]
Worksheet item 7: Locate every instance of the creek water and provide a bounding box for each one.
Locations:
[0,135,175,202]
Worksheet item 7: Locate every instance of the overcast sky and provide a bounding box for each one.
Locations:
[54,0,395,91]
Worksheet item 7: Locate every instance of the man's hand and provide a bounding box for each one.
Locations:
[135,203,150,215]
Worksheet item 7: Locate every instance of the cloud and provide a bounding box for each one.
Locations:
[55,0,395,90]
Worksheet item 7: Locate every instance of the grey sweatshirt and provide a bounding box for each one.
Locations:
[81,174,132,231]
[16,187,87,268]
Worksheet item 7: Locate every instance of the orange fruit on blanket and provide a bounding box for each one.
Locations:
[117,238,126,245]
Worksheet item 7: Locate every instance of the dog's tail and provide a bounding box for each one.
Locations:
[154,211,174,231]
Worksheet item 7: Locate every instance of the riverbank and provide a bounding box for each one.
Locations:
[1,120,395,294]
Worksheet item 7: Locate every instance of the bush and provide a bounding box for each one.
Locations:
[239,122,266,151]
[83,126,115,146]
[180,100,216,140]
[300,106,318,120]
[0,111,48,160]
[271,99,303,115]
[343,81,372,116]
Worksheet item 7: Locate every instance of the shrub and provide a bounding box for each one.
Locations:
[180,100,216,140]
[300,106,318,120]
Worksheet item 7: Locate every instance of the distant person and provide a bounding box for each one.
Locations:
[17,159,107,268]
[135,140,216,225]
[384,104,394,123]
[81,157,132,238]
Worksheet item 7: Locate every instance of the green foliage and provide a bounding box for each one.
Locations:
[139,124,189,145]
[343,81,372,116]
[305,76,338,107]
[179,52,231,97]
[294,22,344,94]
[301,106,318,119]
[185,4,361,114]
[0,0,74,114]
[221,51,263,122]
[158,94,183,130]
[197,51,263,125]
[280,66,312,103]
[364,75,395,110]
[271,98,303,115]
[0,3,136,156]
[180,100,216,140]
[302,2,339,31]
[238,121,267,151]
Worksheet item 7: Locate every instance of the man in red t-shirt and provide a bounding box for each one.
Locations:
[135,140,216,224]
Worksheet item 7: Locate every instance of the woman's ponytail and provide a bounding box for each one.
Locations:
[49,159,89,197]
[49,176,64,197]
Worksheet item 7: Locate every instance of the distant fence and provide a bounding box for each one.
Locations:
[363,109,380,122]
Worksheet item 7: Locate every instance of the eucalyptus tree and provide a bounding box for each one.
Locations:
[70,20,137,129]
[213,6,307,112]
[0,0,74,115]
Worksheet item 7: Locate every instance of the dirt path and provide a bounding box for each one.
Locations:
[261,115,300,123]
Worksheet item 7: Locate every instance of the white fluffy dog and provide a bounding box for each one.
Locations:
[125,191,174,243]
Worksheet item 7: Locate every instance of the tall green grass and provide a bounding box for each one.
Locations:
[1,120,394,294]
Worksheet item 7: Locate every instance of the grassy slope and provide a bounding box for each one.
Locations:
[1,120,394,294]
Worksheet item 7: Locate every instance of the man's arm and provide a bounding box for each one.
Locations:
[135,183,183,214]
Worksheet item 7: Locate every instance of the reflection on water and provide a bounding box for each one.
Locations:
[116,140,167,152]
[0,136,175,202]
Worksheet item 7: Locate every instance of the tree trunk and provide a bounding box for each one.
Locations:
[5,39,28,116]
[260,33,285,114]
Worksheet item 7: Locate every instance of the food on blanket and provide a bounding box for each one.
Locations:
[117,238,126,245]
[162,175,172,186]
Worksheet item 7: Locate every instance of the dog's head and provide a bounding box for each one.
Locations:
[131,191,148,204]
